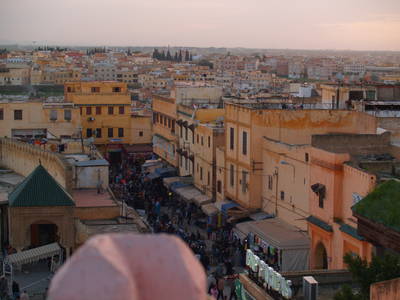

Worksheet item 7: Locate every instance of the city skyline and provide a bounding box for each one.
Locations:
[1,0,400,51]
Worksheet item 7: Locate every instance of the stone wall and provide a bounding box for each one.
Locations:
[74,206,120,220]
[311,132,391,154]
[0,138,73,193]
[370,277,400,300]
[9,206,75,250]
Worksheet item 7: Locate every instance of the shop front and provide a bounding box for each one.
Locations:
[234,218,310,272]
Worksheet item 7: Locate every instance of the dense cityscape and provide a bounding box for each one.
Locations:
[1,1,400,300]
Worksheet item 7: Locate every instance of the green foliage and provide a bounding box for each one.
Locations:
[352,180,400,232]
[198,59,213,69]
[334,285,362,300]
[152,48,192,62]
[335,253,400,300]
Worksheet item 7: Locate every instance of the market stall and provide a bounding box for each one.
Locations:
[234,218,310,272]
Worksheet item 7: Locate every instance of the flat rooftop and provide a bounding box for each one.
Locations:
[73,189,117,208]
[82,219,140,236]
[0,170,25,203]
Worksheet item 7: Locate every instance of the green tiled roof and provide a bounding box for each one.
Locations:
[352,179,400,232]
[306,215,333,232]
[339,223,365,241]
[9,165,74,207]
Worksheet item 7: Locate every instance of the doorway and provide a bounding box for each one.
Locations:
[315,242,328,269]
[31,223,58,247]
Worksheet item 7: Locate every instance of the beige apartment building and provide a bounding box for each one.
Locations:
[152,94,178,167]
[224,101,377,228]
[0,66,30,86]
[192,123,224,200]
[0,97,81,139]
[64,81,152,159]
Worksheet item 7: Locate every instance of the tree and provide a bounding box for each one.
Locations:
[152,48,160,59]
[189,53,193,61]
[178,50,183,62]
[160,50,166,60]
[166,49,172,61]
[335,253,400,300]
[174,52,178,62]
[185,50,190,61]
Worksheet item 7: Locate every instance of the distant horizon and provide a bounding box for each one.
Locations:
[1,42,400,53]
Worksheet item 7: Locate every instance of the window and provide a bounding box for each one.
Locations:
[197,134,199,144]
[217,180,222,193]
[168,118,171,128]
[207,172,210,186]
[230,127,234,150]
[139,131,143,137]
[96,107,102,115]
[14,110,22,120]
[64,110,71,121]
[108,128,113,138]
[201,136,204,146]
[153,112,157,124]
[80,107,82,115]
[180,123,183,138]
[230,164,234,187]
[119,106,125,114]
[50,110,57,121]
[96,128,102,138]
[171,120,175,133]
[164,117,167,126]
[185,127,188,140]
[208,136,211,148]
[180,156,183,167]
[86,107,92,115]
[305,153,309,162]
[112,87,121,93]
[242,131,248,155]
[185,157,188,170]
[242,171,248,193]
[118,128,124,137]
[67,87,72,93]
[91,87,100,93]
[0,108,3,120]
[200,167,203,181]
[86,128,93,138]
[280,191,285,201]
[197,163,199,173]
[108,107,114,115]
[268,175,273,190]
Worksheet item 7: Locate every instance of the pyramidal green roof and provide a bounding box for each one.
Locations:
[9,165,74,207]
[352,179,400,232]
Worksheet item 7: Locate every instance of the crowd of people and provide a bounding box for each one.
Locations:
[109,157,248,299]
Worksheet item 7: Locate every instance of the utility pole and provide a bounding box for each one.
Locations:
[80,127,84,154]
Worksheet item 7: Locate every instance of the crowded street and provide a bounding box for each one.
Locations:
[109,156,246,299]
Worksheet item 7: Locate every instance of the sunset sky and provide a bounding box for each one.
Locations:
[1,0,400,50]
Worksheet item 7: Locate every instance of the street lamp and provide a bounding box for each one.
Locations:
[280,160,295,183]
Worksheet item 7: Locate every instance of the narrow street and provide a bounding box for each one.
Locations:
[110,157,246,299]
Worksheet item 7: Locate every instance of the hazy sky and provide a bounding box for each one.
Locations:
[1,0,400,50]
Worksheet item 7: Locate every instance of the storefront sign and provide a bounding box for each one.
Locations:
[246,249,293,299]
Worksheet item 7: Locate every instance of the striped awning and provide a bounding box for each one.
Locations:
[5,243,61,266]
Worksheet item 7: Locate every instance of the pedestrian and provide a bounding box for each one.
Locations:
[12,281,20,300]
[209,284,218,299]
[207,226,213,240]
[216,276,225,300]
[0,275,8,300]
[20,290,29,300]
